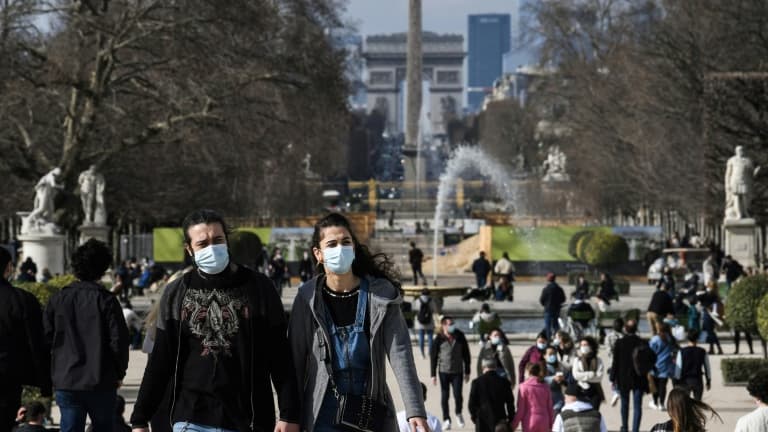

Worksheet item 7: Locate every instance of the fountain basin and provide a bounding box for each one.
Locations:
[400,284,469,299]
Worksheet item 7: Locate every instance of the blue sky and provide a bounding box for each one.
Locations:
[343,0,519,37]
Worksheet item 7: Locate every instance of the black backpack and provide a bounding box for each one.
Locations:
[417,298,432,325]
[632,343,657,376]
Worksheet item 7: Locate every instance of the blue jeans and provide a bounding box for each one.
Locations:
[543,311,560,340]
[173,422,238,432]
[475,274,486,289]
[439,372,463,421]
[417,328,434,357]
[619,388,643,432]
[55,390,116,432]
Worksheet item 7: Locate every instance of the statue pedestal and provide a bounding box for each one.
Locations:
[79,224,110,245]
[18,232,66,278]
[724,218,758,268]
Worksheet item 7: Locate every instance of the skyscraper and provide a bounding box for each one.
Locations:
[467,14,511,111]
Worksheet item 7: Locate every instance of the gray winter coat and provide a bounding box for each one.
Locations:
[288,275,427,432]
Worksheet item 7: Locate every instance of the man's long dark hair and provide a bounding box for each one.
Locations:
[312,213,400,289]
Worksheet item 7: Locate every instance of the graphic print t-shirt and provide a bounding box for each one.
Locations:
[175,267,251,430]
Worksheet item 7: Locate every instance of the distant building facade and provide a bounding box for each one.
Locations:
[364,32,465,137]
[467,14,511,112]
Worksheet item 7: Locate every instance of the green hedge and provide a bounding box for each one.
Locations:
[581,232,629,269]
[569,231,592,259]
[721,357,768,383]
[725,275,768,332]
[13,274,77,305]
[758,292,768,341]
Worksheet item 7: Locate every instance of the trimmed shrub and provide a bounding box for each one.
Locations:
[575,232,596,262]
[725,275,768,332]
[758,292,768,342]
[14,274,76,305]
[569,231,592,259]
[581,232,629,269]
[721,357,768,383]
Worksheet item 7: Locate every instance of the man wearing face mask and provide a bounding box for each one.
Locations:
[0,247,50,432]
[431,316,471,430]
[131,209,300,432]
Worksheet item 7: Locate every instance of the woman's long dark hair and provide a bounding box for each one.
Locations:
[666,388,721,431]
[312,213,401,289]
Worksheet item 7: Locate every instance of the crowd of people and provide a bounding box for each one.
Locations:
[2,212,768,432]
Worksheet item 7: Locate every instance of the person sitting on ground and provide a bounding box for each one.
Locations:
[649,388,721,431]
[567,292,596,330]
[396,383,442,432]
[476,328,516,385]
[518,332,548,385]
[14,401,46,432]
[471,303,502,342]
[493,252,515,301]
[551,382,607,432]
[735,369,768,432]
[543,346,567,415]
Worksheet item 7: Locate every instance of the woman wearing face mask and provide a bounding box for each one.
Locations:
[553,330,576,371]
[518,332,549,385]
[543,346,567,414]
[571,336,605,409]
[476,328,516,385]
[288,213,429,432]
[511,362,554,432]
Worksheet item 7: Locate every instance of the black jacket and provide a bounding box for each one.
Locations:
[472,258,491,278]
[0,279,50,394]
[610,334,648,392]
[647,291,674,316]
[43,281,129,391]
[468,371,515,432]
[539,282,566,313]
[130,266,299,432]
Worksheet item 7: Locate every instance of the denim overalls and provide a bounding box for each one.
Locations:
[314,280,371,431]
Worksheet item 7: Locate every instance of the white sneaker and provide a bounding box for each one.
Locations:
[648,400,657,410]
[457,414,465,428]
[610,393,619,406]
[443,419,451,430]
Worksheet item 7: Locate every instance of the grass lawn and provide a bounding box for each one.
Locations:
[491,226,610,261]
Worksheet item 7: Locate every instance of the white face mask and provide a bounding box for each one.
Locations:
[490,336,501,346]
[580,346,592,355]
[420,295,429,303]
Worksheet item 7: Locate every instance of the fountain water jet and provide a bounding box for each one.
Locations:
[431,146,520,283]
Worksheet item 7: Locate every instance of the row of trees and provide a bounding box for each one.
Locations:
[0,0,352,232]
[478,0,768,228]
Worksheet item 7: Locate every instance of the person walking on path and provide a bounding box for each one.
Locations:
[721,254,744,289]
[647,283,674,336]
[572,336,605,409]
[518,332,548,385]
[131,210,300,432]
[0,247,50,432]
[539,272,565,340]
[649,323,677,410]
[543,346,567,414]
[471,251,492,291]
[289,213,428,432]
[469,358,515,432]
[269,247,288,296]
[551,382,607,432]
[299,250,314,283]
[44,239,129,432]
[431,316,471,430]
[511,362,554,432]
[610,319,649,432]
[414,288,440,358]
[605,318,624,407]
[673,330,711,401]
[735,370,768,432]
[649,388,721,431]
[493,252,515,301]
[697,280,724,355]
[409,241,427,285]
[476,328,516,385]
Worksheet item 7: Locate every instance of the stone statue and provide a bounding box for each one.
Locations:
[22,167,63,234]
[542,145,570,182]
[78,165,106,225]
[725,146,761,220]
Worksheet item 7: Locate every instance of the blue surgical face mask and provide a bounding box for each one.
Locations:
[537,342,548,350]
[490,336,501,346]
[323,245,355,274]
[547,355,557,364]
[194,244,230,275]
[447,324,456,333]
